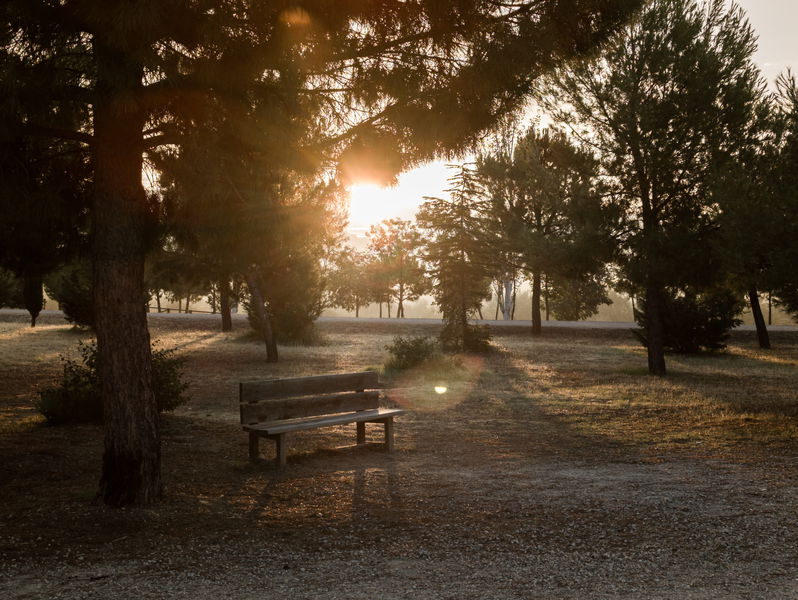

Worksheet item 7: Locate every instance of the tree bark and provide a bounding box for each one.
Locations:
[768,292,772,326]
[511,285,517,320]
[245,273,278,362]
[93,41,161,506]
[544,276,550,321]
[748,286,771,350]
[502,277,514,320]
[219,278,233,332]
[531,270,542,336]
[644,286,667,376]
[23,271,43,327]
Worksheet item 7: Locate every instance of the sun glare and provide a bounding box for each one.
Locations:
[347,183,396,231]
[346,162,450,234]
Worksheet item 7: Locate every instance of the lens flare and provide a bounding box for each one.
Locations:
[434,385,448,394]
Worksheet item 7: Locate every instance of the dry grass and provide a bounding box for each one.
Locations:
[2,312,798,450]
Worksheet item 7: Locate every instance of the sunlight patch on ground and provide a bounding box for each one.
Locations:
[388,355,484,412]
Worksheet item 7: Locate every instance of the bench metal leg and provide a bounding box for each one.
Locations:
[384,417,394,452]
[249,432,259,461]
[356,421,366,445]
[274,433,287,467]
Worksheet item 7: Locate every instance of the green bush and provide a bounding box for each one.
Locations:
[440,321,492,354]
[0,268,24,308]
[44,260,94,328]
[384,335,440,371]
[634,288,743,353]
[36,341,189,424]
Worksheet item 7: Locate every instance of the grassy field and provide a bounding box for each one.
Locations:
[1,311,798,598]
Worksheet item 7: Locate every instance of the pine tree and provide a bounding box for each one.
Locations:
[546,0,765,374]
[418,165,492,351]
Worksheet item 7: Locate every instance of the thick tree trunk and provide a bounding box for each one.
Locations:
[531,270,542,336]
[245,273,278,362]
[644,286,667,376]
[93,42,161,506]
[23,272,43,327]
[219,278,233,332]
[748,286,771,350]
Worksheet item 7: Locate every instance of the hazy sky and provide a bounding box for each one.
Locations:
[736,0,798,84]
[347,0,798,232]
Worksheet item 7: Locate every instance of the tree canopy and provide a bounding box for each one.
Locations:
[2,0,643,505]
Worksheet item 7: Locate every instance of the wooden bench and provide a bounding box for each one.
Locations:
[240,371,404,467]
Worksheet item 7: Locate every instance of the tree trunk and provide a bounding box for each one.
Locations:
[768,292,772,326]
[544,276,550,321]
[23,271,43,327]
[397,283,404,318]
[531,270,542,336]
[644,286,667,376]
[156,291,161,313]
[511,285,517,320]
[93,42,161,506]
[185,296,190,314]
[177,298,182,313]
[219,278,232,332]
[748,286,771,350]
[501,277,514,320]
[245,273,278,362]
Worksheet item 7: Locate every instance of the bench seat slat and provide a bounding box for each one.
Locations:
[243,407,404,436]
[240,391,380,423]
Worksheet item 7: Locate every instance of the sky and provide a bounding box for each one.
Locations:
[346,0,798,234]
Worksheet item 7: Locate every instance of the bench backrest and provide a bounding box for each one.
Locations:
[240,371,380,424]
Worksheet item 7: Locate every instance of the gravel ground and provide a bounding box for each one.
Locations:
[3,450,798,599]
[2,311,798,598]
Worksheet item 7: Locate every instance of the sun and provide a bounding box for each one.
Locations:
[346,162,451,233]
[346,183,396,231]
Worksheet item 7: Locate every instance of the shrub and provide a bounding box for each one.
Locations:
[440,321,492,354]
[634,288,744,353]
[45,260,94,328]
[0,268,24,308]
[36,341,189,424]
[384,335,440,371]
